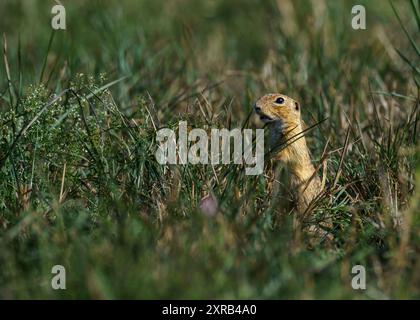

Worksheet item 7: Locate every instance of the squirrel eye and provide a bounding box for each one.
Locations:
[274,97,284,104]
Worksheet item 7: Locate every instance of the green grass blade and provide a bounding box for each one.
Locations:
[411,0,420,31]
[390,0,420,57]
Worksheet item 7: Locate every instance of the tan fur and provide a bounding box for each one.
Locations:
[254,93,321,214]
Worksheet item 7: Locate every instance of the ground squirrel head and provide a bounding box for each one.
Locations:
[254,93,301,134]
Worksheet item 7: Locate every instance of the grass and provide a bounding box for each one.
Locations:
[0,0,419,299]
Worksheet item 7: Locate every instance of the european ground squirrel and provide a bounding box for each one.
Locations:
[254,93,322,214]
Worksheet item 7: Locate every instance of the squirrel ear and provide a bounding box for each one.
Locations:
[295,101,300,111]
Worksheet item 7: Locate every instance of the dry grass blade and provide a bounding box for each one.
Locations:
[332,127,351,189]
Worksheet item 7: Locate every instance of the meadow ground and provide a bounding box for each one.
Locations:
[0,0,419,299]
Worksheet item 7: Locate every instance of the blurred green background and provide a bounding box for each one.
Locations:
[0,0,419,299]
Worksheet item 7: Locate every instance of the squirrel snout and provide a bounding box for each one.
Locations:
[254,104,261,112]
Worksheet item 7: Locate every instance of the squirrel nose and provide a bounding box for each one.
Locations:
[254,104,261,112]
